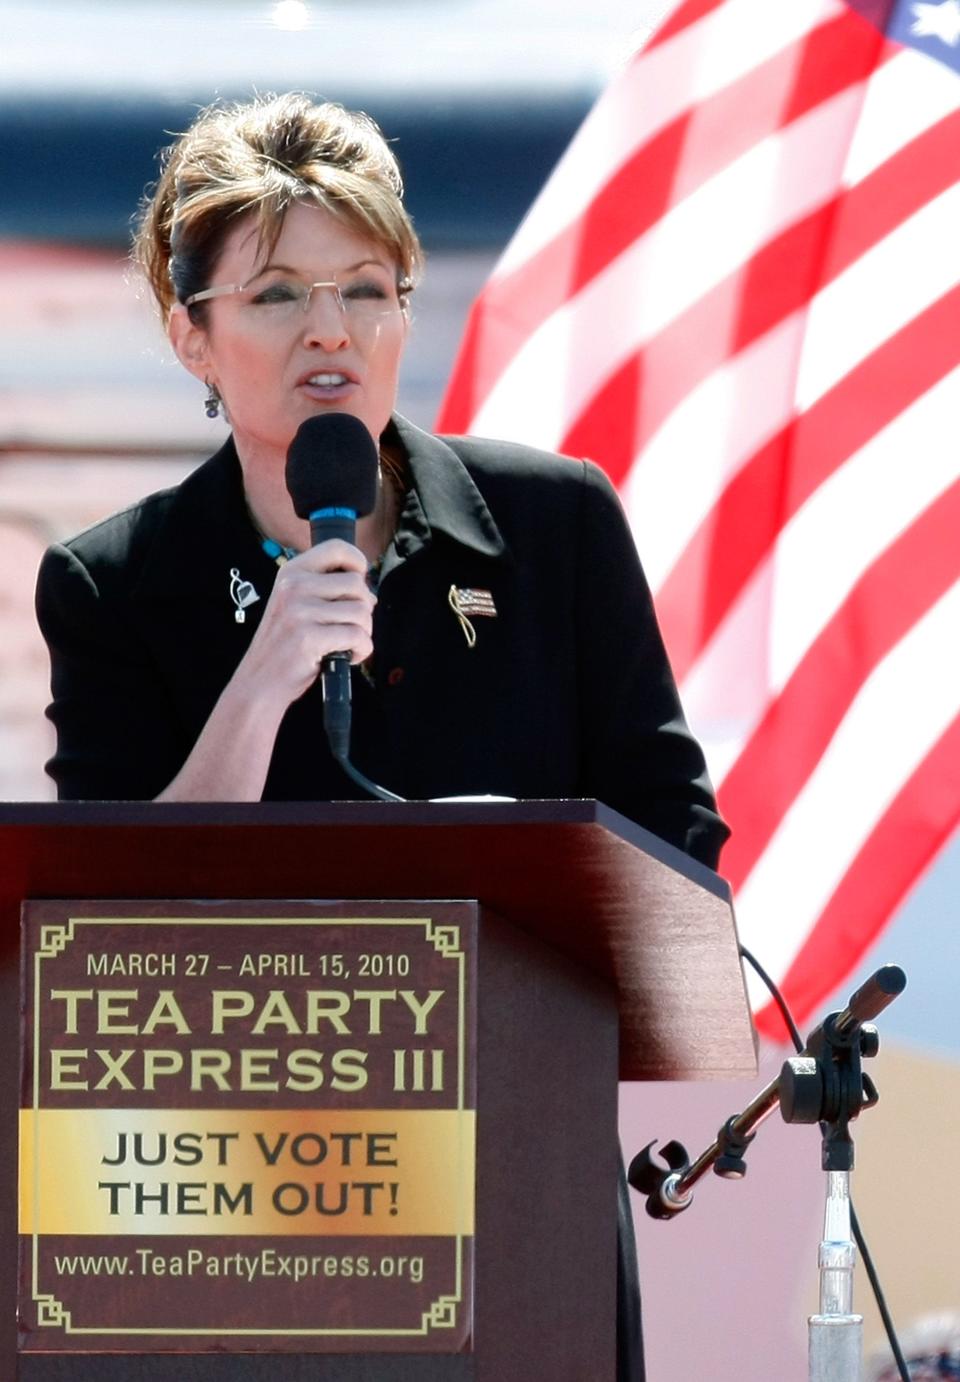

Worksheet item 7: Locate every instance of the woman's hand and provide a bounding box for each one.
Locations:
[156,538,375,801]
[236,539,376,709]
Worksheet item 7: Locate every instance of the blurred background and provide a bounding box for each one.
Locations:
[2,1,957,1376]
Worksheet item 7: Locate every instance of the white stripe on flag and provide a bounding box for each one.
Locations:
[627,315,805,590]
[796,183,960,410]
[842,46,960,186]
[474,85,866,446]
[738,577,960,1007]
[682,367,960,778]
[495,0,843,277]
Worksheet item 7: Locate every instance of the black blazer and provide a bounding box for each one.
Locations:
[36,414,728,867]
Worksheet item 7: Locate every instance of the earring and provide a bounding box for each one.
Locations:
[204,381,221,419]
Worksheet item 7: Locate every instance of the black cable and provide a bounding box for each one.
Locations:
[334,751,406,804]
[738,944,804,1051]
[850,1203,912,1382]
[738,945,912,1382]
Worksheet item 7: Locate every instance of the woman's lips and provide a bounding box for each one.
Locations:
[297,369,359,401]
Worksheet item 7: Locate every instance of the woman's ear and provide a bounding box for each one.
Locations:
[168,304,210,384]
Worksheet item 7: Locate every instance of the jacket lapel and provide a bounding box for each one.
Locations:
[129,440,277,729]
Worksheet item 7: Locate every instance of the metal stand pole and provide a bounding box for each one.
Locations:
[809,1170,862,1382]
[627,966,907,1381]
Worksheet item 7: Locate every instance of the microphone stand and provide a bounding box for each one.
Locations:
[628,965,906,1382]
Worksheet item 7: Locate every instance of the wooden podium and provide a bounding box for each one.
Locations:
[0,800,755,1381]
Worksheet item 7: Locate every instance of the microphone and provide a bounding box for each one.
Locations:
[285,413,379,761]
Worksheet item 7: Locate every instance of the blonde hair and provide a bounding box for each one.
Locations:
[134,92,423,324]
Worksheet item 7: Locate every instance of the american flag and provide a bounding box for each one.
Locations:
[436,0,960,1036]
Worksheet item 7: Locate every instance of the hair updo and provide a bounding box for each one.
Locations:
[133,92,423,325]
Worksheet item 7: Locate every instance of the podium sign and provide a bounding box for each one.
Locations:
[18,900,476,1354]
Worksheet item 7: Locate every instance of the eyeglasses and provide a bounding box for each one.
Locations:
[185,273,405,327]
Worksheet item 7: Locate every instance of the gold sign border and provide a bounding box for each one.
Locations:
[25,914,472,1341]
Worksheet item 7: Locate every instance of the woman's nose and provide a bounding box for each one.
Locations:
[302,284,350,350]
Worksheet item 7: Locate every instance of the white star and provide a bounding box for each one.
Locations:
[911,0,960,45]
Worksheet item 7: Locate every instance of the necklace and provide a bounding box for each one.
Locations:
[248,447,408,580]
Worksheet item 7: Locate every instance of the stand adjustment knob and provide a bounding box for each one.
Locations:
[779,1056,825,1124]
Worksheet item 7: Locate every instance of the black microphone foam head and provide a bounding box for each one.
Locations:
[285,413,379,519]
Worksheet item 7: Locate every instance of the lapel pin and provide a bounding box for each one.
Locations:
[448,585,497,648]
[229,568,260,624]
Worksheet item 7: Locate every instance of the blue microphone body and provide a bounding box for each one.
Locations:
[307,506,359,547]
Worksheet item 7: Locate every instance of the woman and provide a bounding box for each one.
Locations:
[37,93,727,866]
[36,93,730,1379]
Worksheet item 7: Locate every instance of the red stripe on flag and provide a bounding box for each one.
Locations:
[561,356,646,483]
[819,108,960,281]
[657,12,886,203]
[654,284,960,681]
[560,106,960,488]
[437,11,886,435]
[435,294,488,436]
[754,710,960,1040]
[435,113,692,432]
[642,0,729,51]
[719,479,960,891]
[560,206,830,486]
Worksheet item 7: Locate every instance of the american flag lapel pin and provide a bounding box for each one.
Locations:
[448,585,497,648]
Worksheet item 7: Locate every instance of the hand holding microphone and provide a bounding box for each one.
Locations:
[154,415,385,803]
[284,413,380,759]
[231,414,378,731]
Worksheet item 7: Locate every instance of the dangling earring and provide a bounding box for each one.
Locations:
[204,381,221,419]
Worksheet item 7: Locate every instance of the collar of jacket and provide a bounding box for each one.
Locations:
[132,412,506,604]
[385,413,505,569]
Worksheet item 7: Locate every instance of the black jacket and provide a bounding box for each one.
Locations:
[37,415,728,867]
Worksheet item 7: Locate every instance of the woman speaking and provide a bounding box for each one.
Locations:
[37,91,726,859]
[36,93,730,1379]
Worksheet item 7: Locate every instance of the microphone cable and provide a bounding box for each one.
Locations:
[332,744,405,804]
